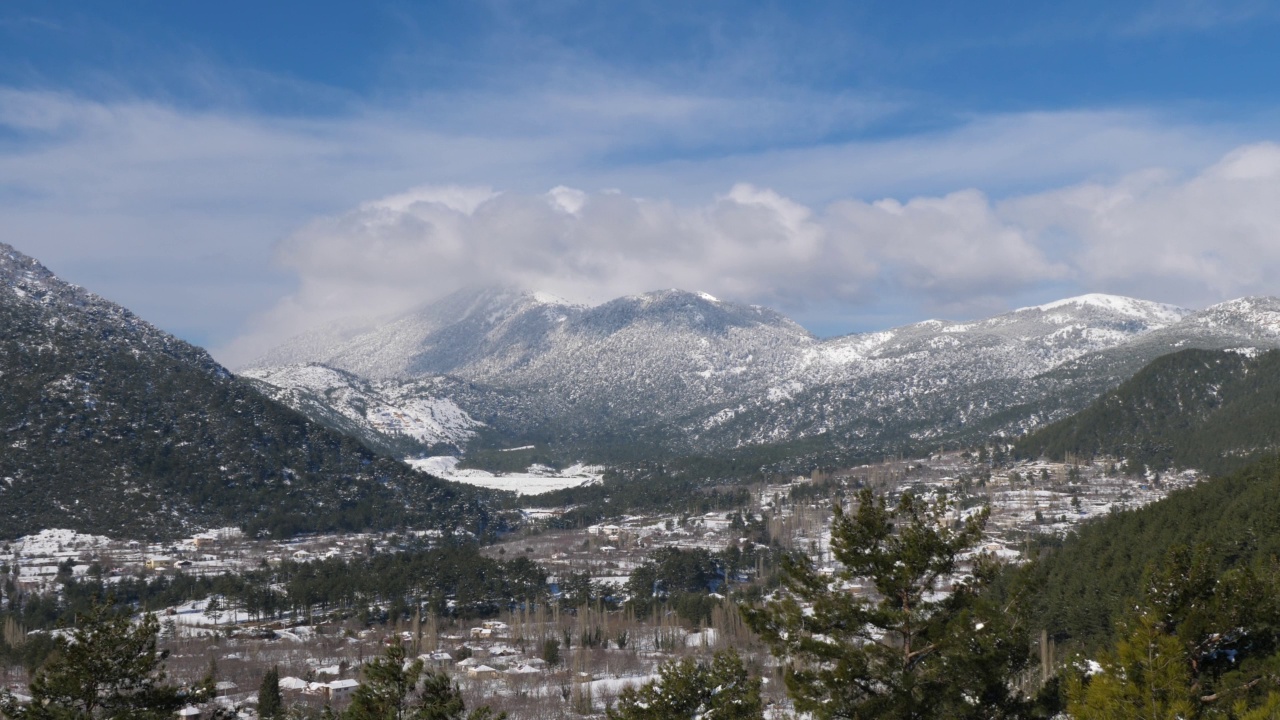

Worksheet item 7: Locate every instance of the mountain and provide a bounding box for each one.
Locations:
[1015,348,1280,475]
[244,286,1280,470]
[0,243,501,540]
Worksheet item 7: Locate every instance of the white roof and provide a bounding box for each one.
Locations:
[328,679,360,689]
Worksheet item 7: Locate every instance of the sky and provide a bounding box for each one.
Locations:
[2,1,1280,366]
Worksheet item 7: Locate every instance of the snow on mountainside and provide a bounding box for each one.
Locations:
[241,363,481,453]
[254,287,588,381]
[242,286,1267,466]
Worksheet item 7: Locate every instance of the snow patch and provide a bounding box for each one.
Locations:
[408,457,604,495]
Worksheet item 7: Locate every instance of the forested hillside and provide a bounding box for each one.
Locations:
[1014,457,1280,649]
[0,243,501,540]
[1015,348,1280,474]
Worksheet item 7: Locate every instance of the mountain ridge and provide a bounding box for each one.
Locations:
[242,286,1280,469]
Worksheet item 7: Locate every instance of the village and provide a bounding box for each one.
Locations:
[0,452,1198,718]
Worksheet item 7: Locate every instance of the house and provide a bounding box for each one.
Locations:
[278,676,309,692]
[325,679,360,702]
[467,665,500,681]
[420,651,453,667]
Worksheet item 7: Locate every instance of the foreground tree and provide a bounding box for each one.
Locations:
[0,601,209,719]
[343,642,504,720]
[259,666,283,719]
[607,650,763,720]
[742,488,1029,719]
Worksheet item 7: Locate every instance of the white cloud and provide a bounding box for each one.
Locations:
[1004,142,1280,305]
[0,85,1273,364]
[222,182,1060,364]
[222,141,1280,366]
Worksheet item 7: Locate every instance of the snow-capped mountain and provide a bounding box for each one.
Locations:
[242,285,1280,467]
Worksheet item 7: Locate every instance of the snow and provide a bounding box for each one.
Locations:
[240,364,482,448]
[696,291,720,303]
[16,528,113,555]
[1026,293,1188,325]
[408,456,605,495]
[531,290,572,306]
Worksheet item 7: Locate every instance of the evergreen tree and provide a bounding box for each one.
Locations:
[342,643,504,720]
[607,650,763,720]
[414,670,466,720]
[258,666,282,719]
[343,643,423,720]
[0,601,208,719]
[1066,611,1196,720]
[742,488,1029,719]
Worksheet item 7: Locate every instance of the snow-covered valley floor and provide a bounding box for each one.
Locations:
[408,456,605,495]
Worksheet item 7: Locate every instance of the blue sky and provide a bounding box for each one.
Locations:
[2,1,1280,364]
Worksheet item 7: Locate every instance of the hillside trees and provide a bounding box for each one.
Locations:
[1066,545,1280,718]
[743,488,1030,719]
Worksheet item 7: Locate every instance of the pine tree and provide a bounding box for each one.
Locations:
[1066,611,1196,720]
[0,600,209,719]
[413,670,466,720]
[742,488,1029,719]
[344,643,423,720]
[608,650,763,720]
[258,666,282,719]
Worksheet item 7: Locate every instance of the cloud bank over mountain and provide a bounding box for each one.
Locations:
[220,142,1280,366]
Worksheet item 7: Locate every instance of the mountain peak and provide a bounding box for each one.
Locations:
[1028,293,1185,315]
[1017,293,1189,327]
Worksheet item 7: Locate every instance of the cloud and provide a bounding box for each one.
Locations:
[221,141,1280,366]
[221,181,1061,365]
[0,84,1269,365]
[1004,142,1280,305]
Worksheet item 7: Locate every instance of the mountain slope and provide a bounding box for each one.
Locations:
[0,243,500,540]
[1015,348,1280,475]
[240,364,483,457]
[244,288,1228,468]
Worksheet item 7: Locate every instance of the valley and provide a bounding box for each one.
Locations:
[4,240,1280,718]
[1,450,1195,717]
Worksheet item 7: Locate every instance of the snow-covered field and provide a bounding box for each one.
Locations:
[408,456,604,495]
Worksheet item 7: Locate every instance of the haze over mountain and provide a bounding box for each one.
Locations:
[0,243,500,540]
[243,287,1280,468]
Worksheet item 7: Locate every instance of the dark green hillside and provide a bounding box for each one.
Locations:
[1015,457,1280,649]
[1015,348,1280,474]
[0,244,500,540]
